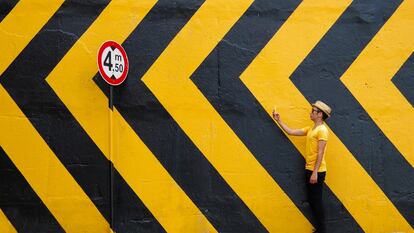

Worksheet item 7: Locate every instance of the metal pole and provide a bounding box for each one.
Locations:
[109,85,114,231]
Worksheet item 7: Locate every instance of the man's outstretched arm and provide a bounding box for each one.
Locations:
[272,110,306,136]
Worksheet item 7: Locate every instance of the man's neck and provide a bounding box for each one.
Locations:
[313,119,324,128]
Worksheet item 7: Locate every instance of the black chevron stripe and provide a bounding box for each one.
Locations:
[0,1,165,232]
[93,0,267,232]
[289,0,414,227]
[0,0,18,23]
[190,0,364,232]
[392,52,414,107]
[0,147,64,233]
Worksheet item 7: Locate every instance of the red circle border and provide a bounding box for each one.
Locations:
[97,40,129,86]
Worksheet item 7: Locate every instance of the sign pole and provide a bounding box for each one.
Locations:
[109,85,114,230]
[97,40,129,232]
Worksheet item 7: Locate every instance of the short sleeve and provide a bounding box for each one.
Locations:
[317,127,328,141]
[301,126,310,134]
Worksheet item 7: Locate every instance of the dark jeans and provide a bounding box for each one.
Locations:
[305,170,326,233]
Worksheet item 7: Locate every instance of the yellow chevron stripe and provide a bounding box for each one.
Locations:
[46,1,217,232]
[240,0,412,232]
[0,86,109,232]
[0,0,63,76]
[0,209,16,233]
[142,0,313,232]
[341,0,414,168]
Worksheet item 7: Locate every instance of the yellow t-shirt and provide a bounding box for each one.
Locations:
[301,124,328,172]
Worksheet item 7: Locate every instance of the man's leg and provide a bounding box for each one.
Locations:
[306,170,326,233]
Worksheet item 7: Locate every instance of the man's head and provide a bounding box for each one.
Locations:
[310,100,331,121]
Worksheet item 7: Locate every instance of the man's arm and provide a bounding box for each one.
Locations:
[309,140,327,184]
[272,110,306,136]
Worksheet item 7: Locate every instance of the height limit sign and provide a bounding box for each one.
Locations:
[98,41,129,86]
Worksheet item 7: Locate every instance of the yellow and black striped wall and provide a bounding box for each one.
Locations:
[1,0,413,232]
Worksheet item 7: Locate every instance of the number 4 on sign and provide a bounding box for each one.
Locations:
[103,51,113,72]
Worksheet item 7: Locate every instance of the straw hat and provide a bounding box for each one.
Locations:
[312,100,332,118]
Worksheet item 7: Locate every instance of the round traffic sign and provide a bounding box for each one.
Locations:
[97,41,129,86]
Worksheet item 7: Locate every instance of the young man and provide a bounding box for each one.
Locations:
[272,101,331,233]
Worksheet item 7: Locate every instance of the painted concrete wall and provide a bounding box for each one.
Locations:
[0,0,413,232]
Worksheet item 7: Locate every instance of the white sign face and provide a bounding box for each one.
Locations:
[100,46,125,79]
[97,41,129,86]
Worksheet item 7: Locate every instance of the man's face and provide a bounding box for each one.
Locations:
[310,107,321,120]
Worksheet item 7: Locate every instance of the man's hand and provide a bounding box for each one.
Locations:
[310,172,318,184]
[272,110,280,122]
